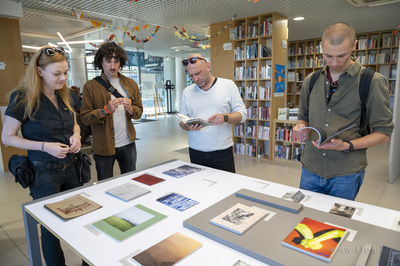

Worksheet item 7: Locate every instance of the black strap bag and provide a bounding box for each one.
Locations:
[8,155,34,189]
[75,151,92,183]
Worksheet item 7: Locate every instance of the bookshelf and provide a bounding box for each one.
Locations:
[287,29,399,109]
[213,12,287,159]
[272,120,302,161]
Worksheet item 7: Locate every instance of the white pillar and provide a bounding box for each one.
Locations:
[69,48,87,92]
[175,57,187,113]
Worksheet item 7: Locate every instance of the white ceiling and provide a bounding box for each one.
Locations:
[15,0,400,58]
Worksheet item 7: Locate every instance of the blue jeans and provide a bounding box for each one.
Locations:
[93,142,137,181]
[29,164,82,266]
[189,146,236,173]
[299,167,365,200]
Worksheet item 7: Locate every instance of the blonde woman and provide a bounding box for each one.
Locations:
[2,46,83,266]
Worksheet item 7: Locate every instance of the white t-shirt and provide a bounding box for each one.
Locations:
[179,78,246,152]
[109,78,131,148]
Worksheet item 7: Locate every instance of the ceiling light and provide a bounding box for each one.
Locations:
[57,40,104,45]
[22,45,41,50]
[57,32,73,53]
[293,17,305,21]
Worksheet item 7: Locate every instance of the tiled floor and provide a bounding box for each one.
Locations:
[1,115,399,265]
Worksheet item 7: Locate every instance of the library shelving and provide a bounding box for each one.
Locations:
[211,12,287,159]
[272,120,302,161]
[287,29,399,109]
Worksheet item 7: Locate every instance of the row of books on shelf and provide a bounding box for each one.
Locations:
[357,36,400,49]
[288,71,302,82]
[234,65,272,80]
[239,86,271,100]
[234,44,272,60]
[275,126,300,142]
[246,106,257,119]
[288,57,325,69]
[288,42,322,56]
[233,142,266,158]
[357,52,398,64]
[275,144,291,160]
[234,124,270,140]
[231,19,273,40]
[389,82,396,95]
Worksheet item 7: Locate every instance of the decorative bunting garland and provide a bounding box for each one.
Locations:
[248,0,259,3]
[71,9,161,44]
[174,14,237,42]
[395,25,400,34]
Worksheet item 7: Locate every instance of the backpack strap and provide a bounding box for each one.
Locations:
[359,67,375,136]
[94,76,124,98]
[308,68,324,94]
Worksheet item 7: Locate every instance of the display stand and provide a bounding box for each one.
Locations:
[164,80,175,113]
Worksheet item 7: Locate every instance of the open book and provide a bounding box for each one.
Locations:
[299,124,356,146]
[176,113,213,127]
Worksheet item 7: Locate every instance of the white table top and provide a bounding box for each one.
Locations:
[23,160,400,266]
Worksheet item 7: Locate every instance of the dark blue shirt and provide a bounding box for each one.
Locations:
[5,90,82,164]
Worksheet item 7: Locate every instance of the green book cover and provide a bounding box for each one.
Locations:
[91,204,167,242]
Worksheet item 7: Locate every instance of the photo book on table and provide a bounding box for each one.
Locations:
[162,164,203,178]
[132,173,165,186]
[105,182,150,202]
[210,203,268,235]
[44,194,102,221]
[131,232,202,265]
[91,204,166,243]
[281,190,305,203]
[329,203,356,218]
[378,245,400,266]
[156,192,199,211]
[298,124,356,146]
[281,217,347,262]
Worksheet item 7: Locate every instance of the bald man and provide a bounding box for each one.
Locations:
[179,53,246,173]
[293,23,393,200]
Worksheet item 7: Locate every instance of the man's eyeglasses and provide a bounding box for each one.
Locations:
[182,57,207,66]
[37,47,65,64]
[327,82,338,103]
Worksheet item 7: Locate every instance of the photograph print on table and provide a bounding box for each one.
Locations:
[156,192,199,211]
[162,164,203,178]
[329,203,356,218]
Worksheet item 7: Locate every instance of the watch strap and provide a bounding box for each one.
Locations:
[344,141,353,153]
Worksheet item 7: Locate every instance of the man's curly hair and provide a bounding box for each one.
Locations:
[94,41,127,69]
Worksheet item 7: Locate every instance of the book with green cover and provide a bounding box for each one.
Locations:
[91,204,166,242]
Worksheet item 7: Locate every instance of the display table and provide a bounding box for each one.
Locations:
[23,160,400,266]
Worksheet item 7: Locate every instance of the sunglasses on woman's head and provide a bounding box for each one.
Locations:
[182,57,207,66]
[37,47,65,64]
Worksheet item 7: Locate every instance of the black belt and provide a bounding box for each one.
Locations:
[31,157,77,171]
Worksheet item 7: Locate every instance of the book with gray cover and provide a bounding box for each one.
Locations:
[105,182,150,202]
[210,203,268,235]
[299,124,356,146]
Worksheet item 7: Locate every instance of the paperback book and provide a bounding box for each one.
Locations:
[281,217,347,262]
[132,173,165,186]
[329,203,356,218]
[91,204,166,242]
[298,124,356,146]
[131,232,202,265]
[162,164,203,178]
[210,203,268,235]
[176,113,213,127]
[44,194,102,221]
[156,192,199,211]
[378,246,400,266]
[105,182,150,202]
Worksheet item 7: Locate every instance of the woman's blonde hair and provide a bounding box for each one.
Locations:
[11,45,73,120]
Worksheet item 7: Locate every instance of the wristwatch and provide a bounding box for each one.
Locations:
[344,141,354,153]
[224,114,229,122]
[100,108,107,116]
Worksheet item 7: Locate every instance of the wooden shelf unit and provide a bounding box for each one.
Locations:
[211,12,288,159]
[272,120,303,161]
[287,29,399,109]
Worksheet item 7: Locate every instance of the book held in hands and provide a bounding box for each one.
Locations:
[176,113,213,127]
[44,194,102,221]
[299,124,356,146]
[281,217,347,262]
[131,232,202,265]
[210,203,268,235]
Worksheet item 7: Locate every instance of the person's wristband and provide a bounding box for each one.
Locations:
[343,141,353,153]
[104,105,112,114]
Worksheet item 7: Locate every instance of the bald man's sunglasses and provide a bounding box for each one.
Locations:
[182,57,207,66]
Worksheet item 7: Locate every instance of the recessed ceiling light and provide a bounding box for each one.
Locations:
[293,17,305,21]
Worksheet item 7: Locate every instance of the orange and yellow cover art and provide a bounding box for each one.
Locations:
[281,217,347,262]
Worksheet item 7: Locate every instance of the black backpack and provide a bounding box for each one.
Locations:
[308,67,375,136]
